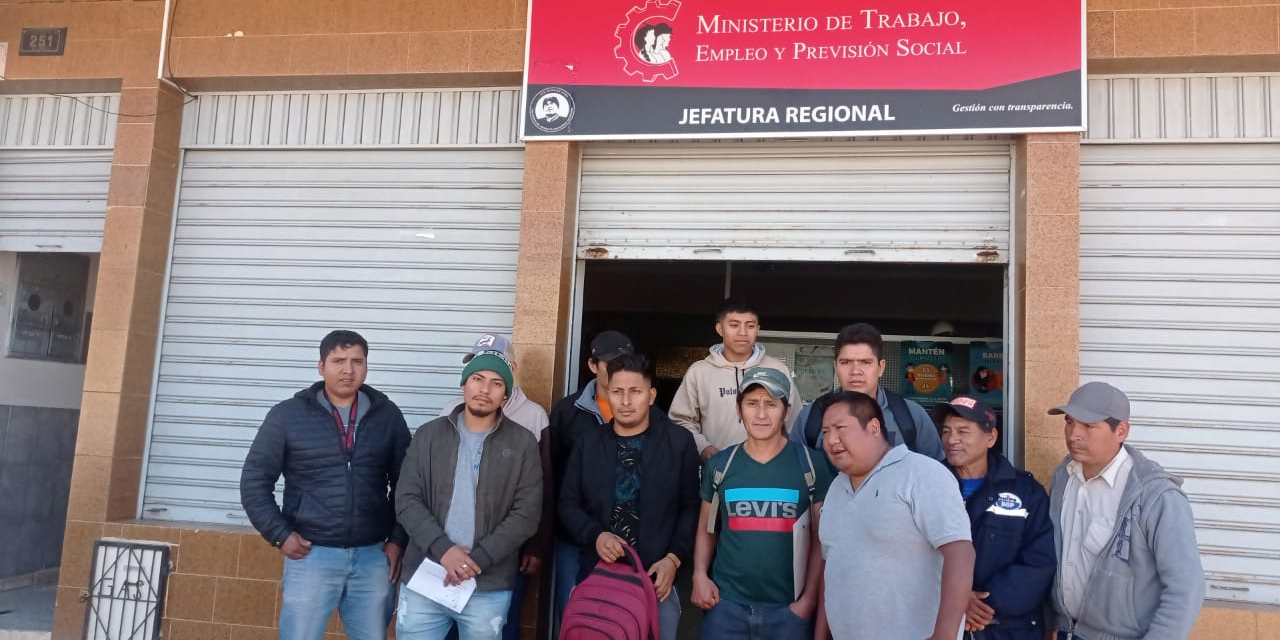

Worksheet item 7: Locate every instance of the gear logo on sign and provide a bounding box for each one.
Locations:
[529,87,576,133]
[614,0,682,83]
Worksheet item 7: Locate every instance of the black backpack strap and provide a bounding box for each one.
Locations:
[883,389,916,451]
[803,393,835,449]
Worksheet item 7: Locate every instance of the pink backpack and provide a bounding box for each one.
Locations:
[559,544,660,640]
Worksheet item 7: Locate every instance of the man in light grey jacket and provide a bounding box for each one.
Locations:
[1047,381,1204,640]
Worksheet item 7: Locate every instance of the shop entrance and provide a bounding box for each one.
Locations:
[573,259,1010,449]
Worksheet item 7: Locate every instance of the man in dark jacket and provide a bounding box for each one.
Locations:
[559,353,701,640]
[790,323,945,463]
[395,349,541,640]
[240,330,411,640]
[545,329,634,627]
[935,396,1055,640]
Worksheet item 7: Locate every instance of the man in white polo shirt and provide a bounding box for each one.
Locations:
[816,390,974,640]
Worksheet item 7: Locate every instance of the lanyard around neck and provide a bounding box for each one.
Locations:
[330,395,358,451]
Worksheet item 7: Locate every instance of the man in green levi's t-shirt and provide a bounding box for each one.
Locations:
[692,367,833,640]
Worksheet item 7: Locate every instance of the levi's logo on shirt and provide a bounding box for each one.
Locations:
[725,488,799,532]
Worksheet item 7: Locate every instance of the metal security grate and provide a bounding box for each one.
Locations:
[82,540,171,640]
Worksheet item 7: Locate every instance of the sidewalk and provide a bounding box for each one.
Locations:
[0,583,54,640]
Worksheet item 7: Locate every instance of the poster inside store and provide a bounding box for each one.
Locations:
[968,342,1004,408]
[522,0,1085,139]
[900,341,953,407]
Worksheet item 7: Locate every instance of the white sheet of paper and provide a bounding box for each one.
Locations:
[405,558,476,614]
[792,508,811,600]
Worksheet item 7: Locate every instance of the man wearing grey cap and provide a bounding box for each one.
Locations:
[442,333,549,440]
[1047,381,1204,640]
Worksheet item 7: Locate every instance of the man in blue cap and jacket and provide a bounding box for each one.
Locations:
[936,395,1055,640]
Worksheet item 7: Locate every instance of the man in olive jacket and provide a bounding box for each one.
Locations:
[395,349,542,640]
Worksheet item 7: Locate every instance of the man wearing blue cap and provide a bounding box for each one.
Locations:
[1047,381,1204,640]
[395,350,542,640]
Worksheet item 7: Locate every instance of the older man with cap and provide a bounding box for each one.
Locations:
[395,350,542,640]
[439,333,551,640]
[1048,381,1204,640]
[935,396,1054,640]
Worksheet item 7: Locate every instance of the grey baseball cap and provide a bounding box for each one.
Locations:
[463,333,514,363]
[739,367,791,400]
[1048,381,1130,423]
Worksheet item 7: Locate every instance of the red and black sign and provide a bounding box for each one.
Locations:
[522,0,1084,139]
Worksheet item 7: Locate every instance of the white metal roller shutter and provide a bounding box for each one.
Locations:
[578,141,1012,262]
[0,94,119,253]
[1080,143,1280,606]
[141,147,523,523]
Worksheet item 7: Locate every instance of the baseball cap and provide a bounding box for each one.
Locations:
[462,333,514,363]
[1048,381,1130,423]
[739,367,791,400]
[589,330,634,362]
[460,351,514,395]
[932,395,998,431]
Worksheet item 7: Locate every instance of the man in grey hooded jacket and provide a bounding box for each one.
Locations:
[1047,381,1204,640]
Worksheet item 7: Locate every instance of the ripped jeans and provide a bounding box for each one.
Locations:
[396,587,512,640]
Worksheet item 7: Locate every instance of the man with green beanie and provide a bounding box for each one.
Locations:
[395,349,543,640]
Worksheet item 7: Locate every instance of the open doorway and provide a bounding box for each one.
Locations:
[574,259,1009,449]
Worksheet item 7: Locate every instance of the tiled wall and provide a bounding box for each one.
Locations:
[1088,1,1280,60]
[5,0,1277,637]
[0,405,79,580]
[56,523,297,640]
[168,0,527,80]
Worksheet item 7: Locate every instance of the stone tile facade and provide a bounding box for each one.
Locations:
[1,0,1274,637]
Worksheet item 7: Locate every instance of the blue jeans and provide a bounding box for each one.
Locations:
[443,573,525,640]
[700,598,810,640]
[657,585,682,640]
[502,573,527,640]
[552,539,580,635]
[397,587,513,640]
[279,544,394,640]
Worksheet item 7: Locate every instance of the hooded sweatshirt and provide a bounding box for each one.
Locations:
[1049,444,1205,640]
[668,344,802,453]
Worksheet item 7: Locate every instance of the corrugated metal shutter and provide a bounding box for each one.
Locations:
[141,146,524,523]
[0,94,119,253]
[578,141,1012,262]
[1080,143,1280,607]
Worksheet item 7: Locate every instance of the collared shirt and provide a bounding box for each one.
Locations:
[820,445,971,640]
[1060,446,1133,618]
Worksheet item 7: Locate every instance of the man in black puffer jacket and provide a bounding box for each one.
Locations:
[241,330,411,640]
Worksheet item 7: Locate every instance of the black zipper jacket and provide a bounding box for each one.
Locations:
[240,381,411,549]
[558,409,701,581]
